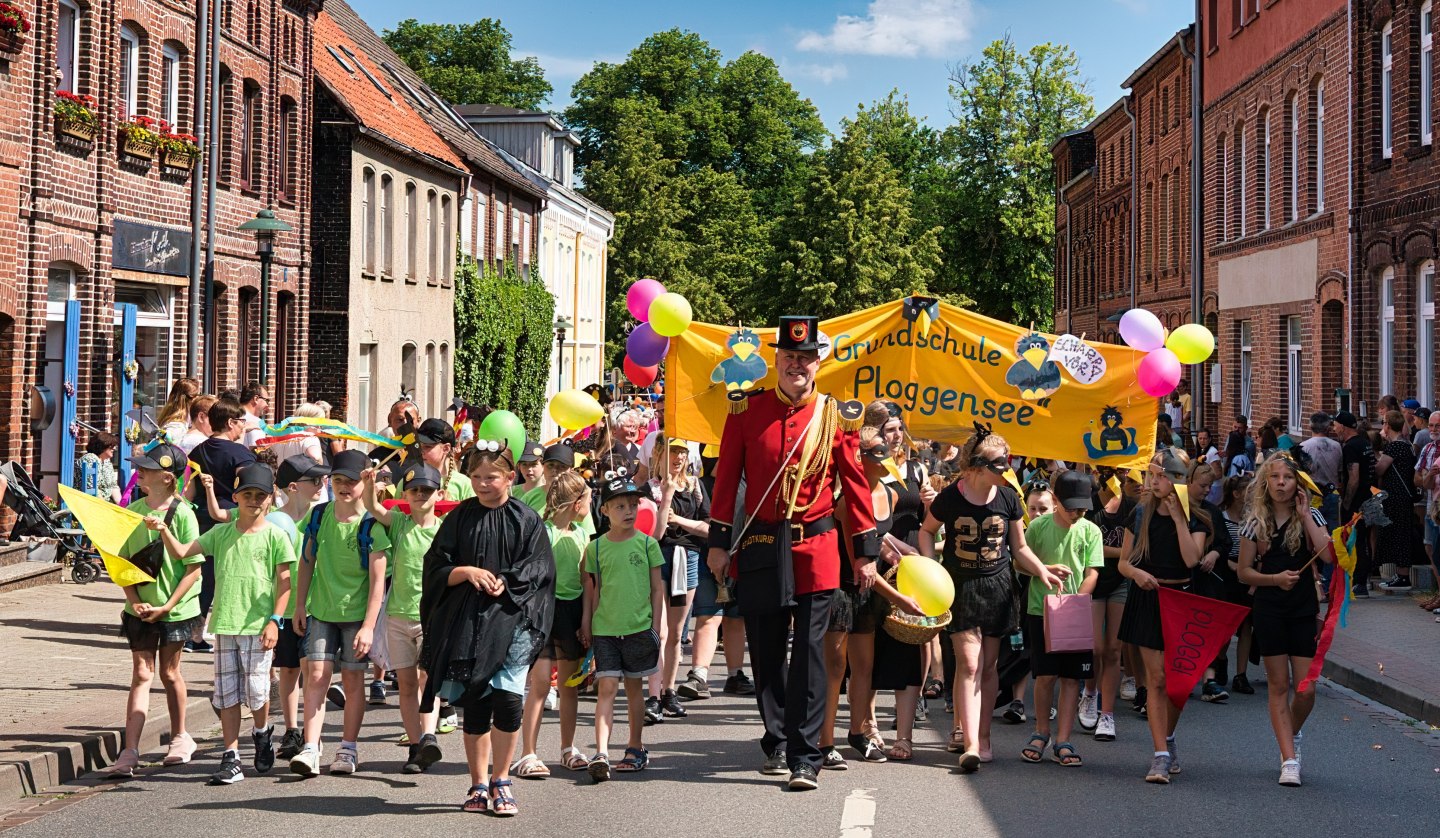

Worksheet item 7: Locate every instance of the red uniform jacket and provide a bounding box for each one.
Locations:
[709,388,877,594]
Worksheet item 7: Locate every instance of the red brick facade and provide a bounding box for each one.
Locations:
[0,0,318,486]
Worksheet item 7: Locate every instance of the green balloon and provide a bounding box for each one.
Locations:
[478,410,526,463]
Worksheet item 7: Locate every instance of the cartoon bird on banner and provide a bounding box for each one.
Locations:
[1005,331,1063,400]
[711,327,768,396]
[902,296,941,339]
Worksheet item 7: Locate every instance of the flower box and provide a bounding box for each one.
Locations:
[56,113,96,142]
[119,116,163,160]
[0,29,22,55]
[54,91,97,144]
[120,133,157,159]
[161,147,198,171]
[0,2,30,54]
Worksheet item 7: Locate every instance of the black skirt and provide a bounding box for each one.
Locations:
[946,570,1020,638]
[1117,580,1189,651]
[872,612,924,690]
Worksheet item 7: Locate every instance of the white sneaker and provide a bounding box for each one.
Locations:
[330,747,358,775]
[1120,677,1137,701]
[1094,712,1116,741]
[544,686,558,711]
[289,745,321,778]
[1278,759,1301,787]
[1292,731,1303,766]
[109,748,141,778]
[1078,691,1099,730]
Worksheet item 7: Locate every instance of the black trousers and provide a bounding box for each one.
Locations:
[744,589,833,772]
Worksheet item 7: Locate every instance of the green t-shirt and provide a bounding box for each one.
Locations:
[445,471,474,501]
[385,514,438,621]
[546,520,586,601]
[521,484,547,515]
[122,497,203,622]
[306,505,393,623]
[266,511,302,618]
[1023,513,1105,616]
[583,533,662,636]
[198,521,298,635]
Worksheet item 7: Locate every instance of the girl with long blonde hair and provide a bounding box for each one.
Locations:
[647,437,710,721]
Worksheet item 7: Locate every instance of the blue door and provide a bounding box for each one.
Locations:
[59,300,80,488]
[117,302,137,487]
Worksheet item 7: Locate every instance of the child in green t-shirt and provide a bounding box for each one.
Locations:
[516,439,546,509]
[362,461,443,774]
[110,444,204,779]
[149,462,295,786]
[1019,470,1102,769]
[290,449,389,778]
[581,476,664,781]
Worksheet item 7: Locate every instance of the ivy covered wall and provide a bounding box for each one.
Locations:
[453,254,556,435]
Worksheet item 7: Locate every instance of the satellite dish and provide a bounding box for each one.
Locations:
[29,386,57,433]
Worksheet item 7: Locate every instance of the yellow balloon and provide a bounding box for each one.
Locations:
[895,555,955,618]
[548,388,604,430]
[649,292,693,337]
[1165,323,1215,365]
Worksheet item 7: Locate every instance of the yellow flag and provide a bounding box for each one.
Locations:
[57,485,155,586]
[1173,484,1191,520]
[1105,475,1123,499]
[1003,468,1031,523]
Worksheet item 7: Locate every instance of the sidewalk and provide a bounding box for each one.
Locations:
[0,582,213,803]
[1323,590,1440,727]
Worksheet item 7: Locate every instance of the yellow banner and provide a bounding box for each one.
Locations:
[665,297,1159,470]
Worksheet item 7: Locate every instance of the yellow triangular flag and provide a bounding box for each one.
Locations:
[101,548,155,587]
[1002,468,1031,523]
[1105,475,1122,499]
[1173,484,1191,520]
[57,485,155,585]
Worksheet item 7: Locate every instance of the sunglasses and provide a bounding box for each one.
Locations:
[862,444,890,462]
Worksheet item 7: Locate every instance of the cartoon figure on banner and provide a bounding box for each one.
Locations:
[1083,405,1139,459]
[1047,334,1109,385]
[1005,331,1062,400]
[710,327,769,398]
[902,295,941,338]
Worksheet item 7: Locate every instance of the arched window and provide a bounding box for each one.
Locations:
[161,42,184,127]
[1311,79,1325,213]
[1256,108,1270,229]
[1381,267,1396,396]
[380,174,393,276]
[56,0,82,93]
[1286,94,1300,222]
[1422,2,1434,146]
[238,287,258,385]
[426,189,438,283]
[1420,259,1437,408]
[401,343,417,401]
[439,344,450,410]
[425,343,436,417]
[1381,21,1394,158]
[279,97,297,202]
[119,24,142,119]
[440,194,452,283]
[361,168,375,275]
[1235,120,1247,238]
[219,69,234,183]
[404,183,417,280]
[240,80,261,189]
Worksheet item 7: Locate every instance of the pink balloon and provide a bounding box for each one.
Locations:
[1137,348,1183,398]
[635,496,658,536]
[626,278,667,321]
[1119,308,1167,352]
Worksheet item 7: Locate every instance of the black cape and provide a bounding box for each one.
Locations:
[419,497,555,708]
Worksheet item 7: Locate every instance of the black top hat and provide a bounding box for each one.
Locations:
[768,315,826,353]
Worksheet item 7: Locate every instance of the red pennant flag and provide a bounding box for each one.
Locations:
[1158,586,1251,709]
[1297,546,1346,695]
[380,498,462,517]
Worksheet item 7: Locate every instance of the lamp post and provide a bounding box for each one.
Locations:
[553,315,573,391]
[237,206,293,384]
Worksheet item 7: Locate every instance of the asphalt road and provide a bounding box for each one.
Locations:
[8,669,1437,837]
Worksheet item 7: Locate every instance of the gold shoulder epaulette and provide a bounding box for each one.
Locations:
[836,398,864,432]
[728,387,764,415]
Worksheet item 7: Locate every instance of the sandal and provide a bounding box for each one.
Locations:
[615,747,649,773]
[1052,741,1083,767]
[1021,732,1049,763]
[461,784,489,813]
[861,720,885,750]
[588,753,611,783]
[511,753,550,779]
[946,727,966,753]
[922,677,944,700]
[489,778,517,817]
[887,738,913,761]
[561,747,589,771]
[847,732,888,763]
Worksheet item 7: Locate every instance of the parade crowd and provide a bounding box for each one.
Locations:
[81,316,1440,815]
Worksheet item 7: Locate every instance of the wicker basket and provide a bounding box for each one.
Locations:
[879,564,951,644]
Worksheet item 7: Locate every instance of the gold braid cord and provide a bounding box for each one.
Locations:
[778,398,838,518]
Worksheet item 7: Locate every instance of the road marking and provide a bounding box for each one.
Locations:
[840,787,877,838]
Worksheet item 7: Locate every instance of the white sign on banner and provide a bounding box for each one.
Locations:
[1049,334,1108,385]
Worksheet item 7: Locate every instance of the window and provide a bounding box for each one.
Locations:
[219,69,234,183]
[241,81,261,189]
[57,0,80,92]
[238,288,257,385]
[1288,94,1300,221]
[426,190,437,283]
[439,344,450,412]
[1420,260,1436,408]
[1423,2,1434,145]
[278,98,297,201]
[440,195,452,283]
[361,168,375,274]
[1257,110,1271,228]
[1381,267,1396,396]
[380,174,393,277]
[401,343,417,400]
[1223,132,1233,238]
[246,2,260,46]
[1237,121,1248,237]
[1171,170,1182,272]
[1206,0,1218,50]
[425,343,436,417]
[119,25,140,119]
[1161,86,1170,135]
[1382,21,1394,158]
[405,183,417,280]
[1286,316,1303,433]
[1160,174,1170,269]
[1216,134,1228,242]
[1313,80,1325,212]
[275,294,294,417]
[161,44,181,127]
[357,344,375,431]
[47,266,77,320]
[1239,319,1253,419]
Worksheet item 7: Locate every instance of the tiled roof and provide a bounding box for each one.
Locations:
[323,0,546,198]
[313,11,464,171]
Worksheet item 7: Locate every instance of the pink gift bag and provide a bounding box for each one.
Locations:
[1043,592,1094,653]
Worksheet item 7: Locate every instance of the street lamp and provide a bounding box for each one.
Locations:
[553,315,573,390]
[237,206,293,383]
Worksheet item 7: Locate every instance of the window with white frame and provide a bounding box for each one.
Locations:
[1314,80,1325,210]
[1423,2,1434,145]
[1382,21,1394,158]
[1381,267,1396,396]
[426,190,437,282]
[361,167,375,275]
[357,344,375,431]
[404,182,416,279]
[379,174,392,277]
[1238,123,1249,237]
[1420,260,1436,408]
[1288,95,1300,221]
[161,44,181,126]
[57,0,80,92]
[1259,110,1271,228]
[120,25,140,119]
[1287,316,1303,432]
[1240,319,1253,419]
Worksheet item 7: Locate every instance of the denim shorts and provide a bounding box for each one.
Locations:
[304,618,369,671]
[661,545,700,593]
[693,564,739,618]
[593,629,660,679]
[1426,515,1439,549]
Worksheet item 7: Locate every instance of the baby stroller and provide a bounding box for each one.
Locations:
[1,461,103,583]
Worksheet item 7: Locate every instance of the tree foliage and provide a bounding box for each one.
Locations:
[383,18,552,109]
[452,255,555,434]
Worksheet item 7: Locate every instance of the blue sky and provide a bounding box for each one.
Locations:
[349,0,1194,132]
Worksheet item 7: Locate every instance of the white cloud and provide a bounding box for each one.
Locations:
[789,61,851,84]
[796,0,975,58]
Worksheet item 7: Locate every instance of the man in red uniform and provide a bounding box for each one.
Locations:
[707,315,876,790]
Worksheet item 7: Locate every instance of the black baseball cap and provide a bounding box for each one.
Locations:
[399,462,442,490]
[600,477,645,505]
[233,463,276,495]
[415,418,456,446]
[277,455,329,488]
[1054,470,1094,511]
[543,443,575,467]
[132,443,186,477]
[518,439,545,464]
[1334,410,1359,429]
[330,449,370,481]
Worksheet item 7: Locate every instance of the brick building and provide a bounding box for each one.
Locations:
[1354,0,1437,412]
[1203,0,1352,434]
[0,0,318,493]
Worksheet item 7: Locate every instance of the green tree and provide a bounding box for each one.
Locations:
[936,37,1093,328]
[453,254,555,433]
[383,18,552,109]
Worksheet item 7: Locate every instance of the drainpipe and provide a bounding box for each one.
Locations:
[1346,0,1356,410]
[187,0,208,378]
[203,0,221,392]
[1123,96,1138,311]
[1179,18,1203,434]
